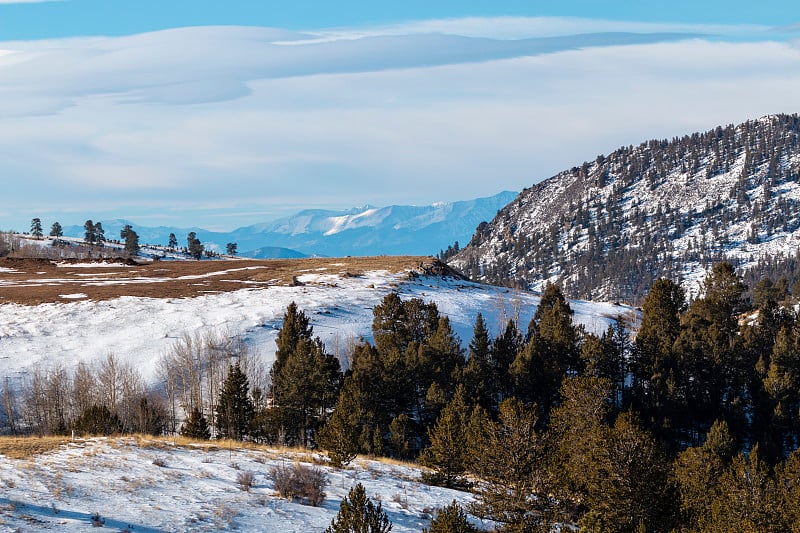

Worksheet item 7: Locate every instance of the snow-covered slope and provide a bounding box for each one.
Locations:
[452,114,800,302]
[0,437,477,532]
[0,269,631,388]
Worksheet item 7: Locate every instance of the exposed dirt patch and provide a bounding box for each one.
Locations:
[0,256,441,305]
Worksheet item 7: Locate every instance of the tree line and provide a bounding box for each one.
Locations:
[4,262,800,530]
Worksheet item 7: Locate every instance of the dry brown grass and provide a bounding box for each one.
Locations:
[0,255,439,305]
[0,436,70,459]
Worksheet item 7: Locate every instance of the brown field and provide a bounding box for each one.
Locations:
[0,436,70,459]
[0,256,443,305]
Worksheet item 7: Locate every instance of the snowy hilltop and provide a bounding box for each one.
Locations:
[451,114,800,303]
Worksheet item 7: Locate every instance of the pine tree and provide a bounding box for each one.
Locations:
[423,501,478,533]
[168,233,178,250]
[324,483,392,533]
[419,386,470,488]
[706,445,784,532]
[84,219,96,244]
[226,242,237,256]
[317,393,360,467]
[181,407,211,440]
[94,221,105,246]
[462,313,494,410]
[30,218,43,239]
[121,225,140,256]
[49,221,63,239]
[469,398,552,531]
[270,334,341,447]
[216,363,254,440]
[674,420,736,531]
[187,232,204,259]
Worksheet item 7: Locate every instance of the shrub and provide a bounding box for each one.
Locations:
[237,470,255,492]
[268,463,328,506]
[423,501,479,533]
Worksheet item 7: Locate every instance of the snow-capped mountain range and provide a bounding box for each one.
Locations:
[62,192,516,258]
[451,114,800,303]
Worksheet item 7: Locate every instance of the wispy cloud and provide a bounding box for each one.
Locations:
[0,18,798,229]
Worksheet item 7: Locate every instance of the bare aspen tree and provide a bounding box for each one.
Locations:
[2,377,17,434]
[71,361,97,420]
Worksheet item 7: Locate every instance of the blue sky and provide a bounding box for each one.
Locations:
[0,1,798,232]
[0,0,797,39]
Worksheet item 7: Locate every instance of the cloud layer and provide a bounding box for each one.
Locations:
[0,17,798,230]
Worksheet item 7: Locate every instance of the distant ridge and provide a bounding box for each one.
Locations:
[62,191,517,259]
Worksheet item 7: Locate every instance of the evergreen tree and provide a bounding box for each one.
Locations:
[181,407,211,440]
[511,283,578,415]
[216,362,254,440]
[94,221,105,245]
[270,335,341,447]
[579,412,677,533]
[121,225,140,256]
[30,218,43,239]
[226,242,237,256]
[469,398,553,531]
[461,313,494,410]
[673,420,736,531]
[168,233,178,250]
[187,232,204,259]
[74,404,123,436]
[317,392,361,467]
[324,483,392,533]
[49,221,63,239]
[423,501,478,533]
[547,377,612,522]
[705,445,784,532]
[631,278,686,445]
[84,219,96,244]
[419,385,470,488]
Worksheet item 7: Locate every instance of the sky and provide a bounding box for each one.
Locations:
[0,1,798,231]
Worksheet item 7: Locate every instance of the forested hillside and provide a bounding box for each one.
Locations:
[451,114,800,304]
[6,262,800,531]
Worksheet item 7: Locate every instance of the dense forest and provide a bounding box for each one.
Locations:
[4,263,800,531]
[450,114,800,305]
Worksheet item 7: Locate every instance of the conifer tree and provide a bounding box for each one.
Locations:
[187,232,204,259]
[674,420,736,530]
[419,385,470,488]
[469,398,552,530]
[94,221,105,245]
[168,233,178,250]
[181,407,211,440]
[49,221,63,239]
[462,313,494,410]
[216,362,254,440]
[121,225,140,256]
[84,219,96,244]
[317,392,361,467]
[30,218,43,239]
[705,445,784,532]
[423,501,478,533]
[270,335,341,447]
[324,483,392,533]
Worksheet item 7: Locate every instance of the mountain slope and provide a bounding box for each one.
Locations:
[451,114,800,303]
[233,191,517,257]
[61,192,516,258]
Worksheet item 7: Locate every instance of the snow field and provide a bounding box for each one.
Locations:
[0,437,478,532]
[0,270,633,388]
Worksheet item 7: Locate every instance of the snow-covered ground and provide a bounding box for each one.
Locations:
[0,437,478,532]
[0,269,633,388]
